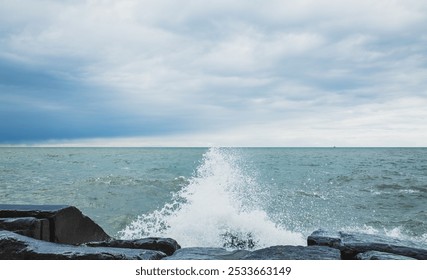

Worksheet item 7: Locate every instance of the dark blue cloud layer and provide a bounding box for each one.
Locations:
[0,58,192,143]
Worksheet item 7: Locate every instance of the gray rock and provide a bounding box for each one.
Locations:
[85,237,181,256]
[0,204,110,244]
[242,245,341,260]
[0,217,49,241]
[356,251,416,260]
[308,229,427,260]
[166,245,341,260]
[165,247,250,260]
[0,230,166,260]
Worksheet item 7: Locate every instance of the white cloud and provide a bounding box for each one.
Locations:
[1,0,427,145]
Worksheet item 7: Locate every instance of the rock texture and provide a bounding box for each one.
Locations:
[242,245,341,260]
[308,229,427,260]
[355,250,417,260]
[165,245,341,260]
[0,217,50,241]
[0,204,110,244]
[0,230,166,260]
[85,237,181,256]
[165,247,250,260]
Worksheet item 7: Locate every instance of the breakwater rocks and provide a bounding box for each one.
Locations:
[308,229,426,260]
[0,204,110,244]
[0,231,166,260]
[1,204,426,260]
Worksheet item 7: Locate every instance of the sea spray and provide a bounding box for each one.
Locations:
[119,147,305,249]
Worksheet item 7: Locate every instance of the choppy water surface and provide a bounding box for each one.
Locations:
[1,147,426,249]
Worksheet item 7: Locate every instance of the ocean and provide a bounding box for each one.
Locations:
[1,147,426,249]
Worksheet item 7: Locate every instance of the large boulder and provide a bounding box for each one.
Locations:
[85,237,181,256]
[0,230,166,260]
[308,229,427,260]
[0,204,110,244]
[165,247,250,260]
[241,245,341,260]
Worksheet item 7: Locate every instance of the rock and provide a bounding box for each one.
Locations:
[85,237,181,256]
[0,204,110,244]
[308,229,342,247]
[0,230,166,260]
[166,245,341,260]
[242,245,341,260]
[0,217,49,241]
[356,251,417,260]
[308,229,427,260]
[164,247,250,260]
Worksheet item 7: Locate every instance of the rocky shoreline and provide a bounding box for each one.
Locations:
[1,204,426,260]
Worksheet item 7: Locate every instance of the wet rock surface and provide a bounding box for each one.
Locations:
[164,247,250,260]
[85,237,181,256]
[355,250,417,260]
[0,217,50,241]
[308,229,427,260]
[0,230,166,260]
[242,245,341,260]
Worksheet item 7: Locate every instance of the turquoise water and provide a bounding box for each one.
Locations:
[1,147,426,248]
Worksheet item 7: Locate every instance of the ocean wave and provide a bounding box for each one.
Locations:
[85,175,187,189]
[118,147,305,249]
[295,190,326,200]
[341,225,427,246]
[375,183,403,190]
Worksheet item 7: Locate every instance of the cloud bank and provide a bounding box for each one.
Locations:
[1,0,427,146]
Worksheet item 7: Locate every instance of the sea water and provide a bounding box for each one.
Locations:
[1,147,426,249]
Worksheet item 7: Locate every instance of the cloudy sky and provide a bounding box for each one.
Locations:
[1,0,426,146]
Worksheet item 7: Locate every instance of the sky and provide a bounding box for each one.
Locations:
[1,0,427,147]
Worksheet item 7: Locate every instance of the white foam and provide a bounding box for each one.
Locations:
[118,147,305,249]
